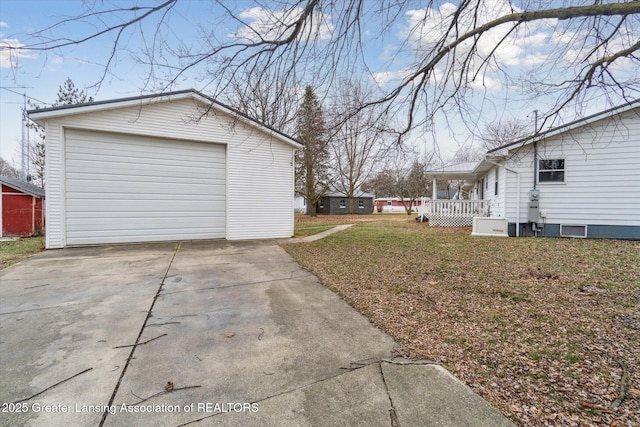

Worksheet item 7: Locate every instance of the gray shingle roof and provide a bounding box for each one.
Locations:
[0,175,45,197]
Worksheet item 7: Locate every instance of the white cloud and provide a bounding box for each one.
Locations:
[404,0,552,68]
[371,68,414,86]
[521,52,550,66]
[0,22,8,28]
[469,74,502,90]
[0,37,36,68]
[231,6,333,43]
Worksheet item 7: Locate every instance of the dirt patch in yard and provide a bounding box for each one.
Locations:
[283,219,640,426]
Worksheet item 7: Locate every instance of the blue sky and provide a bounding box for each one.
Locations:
[1,0,637,169]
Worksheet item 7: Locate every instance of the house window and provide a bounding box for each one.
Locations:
[560,224,587,238]
[387,201,392,206]
[538,159,565,183]
[339,199,346,208]
[358,200,364,208]
[494,169,499,196]
[319,199,324,209]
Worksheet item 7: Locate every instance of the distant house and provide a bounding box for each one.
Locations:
[425,99,640,239]
[294,196,307,213]
[1,175,45,237]
[374,197,426,213]
[316,192,374,215]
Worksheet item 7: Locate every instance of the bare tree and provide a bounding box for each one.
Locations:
[0,157,21,178]
[5,1,639,144]
[480,118,531,151]
[328,80,390,213]
[396,160,431,215]
[364,152,432,215]
[221,65,299,134]
[28,141,46,188]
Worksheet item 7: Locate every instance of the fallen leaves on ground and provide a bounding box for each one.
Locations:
[283,218,640,426]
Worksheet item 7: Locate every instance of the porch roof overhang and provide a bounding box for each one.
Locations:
[426,155,505,182]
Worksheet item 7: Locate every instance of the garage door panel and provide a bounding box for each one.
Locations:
[66,154,225,172]
[66,200,223,213]
[66,202,223,214]
[67,230,226,246]
[65,182,226,197]
[65,129,226,245]
[67,130,221,157]
[65,155,225,172]
[65,173,225,187]
[66,217,226,232]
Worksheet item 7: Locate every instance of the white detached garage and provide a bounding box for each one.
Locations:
[29,90,301,248]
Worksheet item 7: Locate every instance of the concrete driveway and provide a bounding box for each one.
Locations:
[0,240,513,426]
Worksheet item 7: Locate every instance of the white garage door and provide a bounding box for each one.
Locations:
[64,129,226,245]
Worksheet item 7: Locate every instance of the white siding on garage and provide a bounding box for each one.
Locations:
[39,95,298,248]
[64,129,226,245]
[226,137,295,239]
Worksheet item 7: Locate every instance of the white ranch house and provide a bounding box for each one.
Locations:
[423,100,640,239]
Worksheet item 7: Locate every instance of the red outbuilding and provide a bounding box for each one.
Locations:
[1,175,45,237]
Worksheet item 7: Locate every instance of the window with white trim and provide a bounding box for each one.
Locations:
[358,200,364,208]
[538,159,565,183]
[339,199,346,208]
[387,201,392,206]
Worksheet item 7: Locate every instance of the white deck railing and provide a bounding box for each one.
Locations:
[418,199,490,226]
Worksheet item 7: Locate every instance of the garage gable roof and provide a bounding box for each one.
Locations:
[1,175,45,197]
[27,89,302,149]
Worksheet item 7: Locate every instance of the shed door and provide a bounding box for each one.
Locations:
[64,129,226,245]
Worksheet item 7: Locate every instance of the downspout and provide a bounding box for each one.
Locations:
[533,140,537,190]
[532,110,538,190]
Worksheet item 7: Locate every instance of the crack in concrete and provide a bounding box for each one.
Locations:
[379,362,400,427]
[99,243,181,427]
[174,357,397,427]
[174,367,362,426]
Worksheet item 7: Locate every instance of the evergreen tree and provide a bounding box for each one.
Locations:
[27,78,94,187]
[295,86,331,216]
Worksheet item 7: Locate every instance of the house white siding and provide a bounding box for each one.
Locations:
[501,108,640,226]
[468,106,640,237]
[37,94,298,248]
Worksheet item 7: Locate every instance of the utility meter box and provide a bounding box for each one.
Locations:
[529,189,540,201]
[529,201,539,222]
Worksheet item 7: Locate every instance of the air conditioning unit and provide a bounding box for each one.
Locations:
[472,217,509,237]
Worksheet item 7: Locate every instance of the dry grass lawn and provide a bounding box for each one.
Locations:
[282,216,640,426]
[0,237,45,269]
